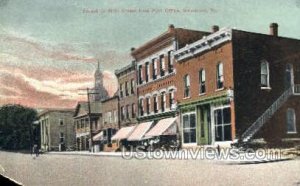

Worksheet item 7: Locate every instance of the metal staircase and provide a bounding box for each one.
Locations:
[240,86,294,143]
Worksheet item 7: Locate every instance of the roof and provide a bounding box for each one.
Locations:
[114,61,135,76]
[73,101,102,117]
[127,121,153,141]
[38,108,74,117]
[131,25,210,59]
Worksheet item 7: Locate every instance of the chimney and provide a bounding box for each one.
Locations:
[168,24,175,33]
[131,47,135,52]
[212,25,219,33]
[269,23,278,36]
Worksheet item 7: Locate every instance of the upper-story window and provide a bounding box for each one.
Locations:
[184,75,191,98]
[114,110,118,123]
[161,92,166,112]
[199,69,206,94]
[169,90,175,110]
[125,81,129,96]
[126,105,130,119]
[139,98,144,116]
[160,55,165,77]
[167,50,174,73]
[59,119,64,126]
[131,103,136,118]
[138,65,143,84]
[261,61,270,88]
[287,108,297,133]
[216,63,224,89]
[121,106,125,121]
[146,97,151,115]
[152,58,158,80]
[153,95,159,113]
[120,83,123,98]
[145,62,150,83]
[130,79,135,94]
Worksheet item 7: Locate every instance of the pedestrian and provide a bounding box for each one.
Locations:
[33,144,39,157]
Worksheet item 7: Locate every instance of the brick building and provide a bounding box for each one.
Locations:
[38,109,75,151]
[174,23,300,147]
[125,25,211,145]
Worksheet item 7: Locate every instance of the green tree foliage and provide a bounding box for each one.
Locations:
[0,104,37,150]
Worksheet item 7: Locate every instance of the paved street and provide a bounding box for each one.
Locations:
[0,151,299,186]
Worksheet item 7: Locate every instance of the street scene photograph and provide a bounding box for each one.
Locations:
[0,0,300,185]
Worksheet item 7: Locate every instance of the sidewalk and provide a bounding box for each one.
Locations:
[46,149,295,164]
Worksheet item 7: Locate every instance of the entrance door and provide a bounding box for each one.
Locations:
[285,64,294,90]
[198,105,211,145]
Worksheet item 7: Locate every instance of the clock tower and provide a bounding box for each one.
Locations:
[94,61,108,101]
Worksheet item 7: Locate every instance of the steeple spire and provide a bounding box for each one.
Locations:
[97,60,100,71]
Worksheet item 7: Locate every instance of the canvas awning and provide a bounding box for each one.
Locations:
[127,122,153,141]
[144,117,177,138]
[111,126,135,141]
[92,131,104,141]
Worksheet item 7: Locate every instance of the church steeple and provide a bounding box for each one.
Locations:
[93,60,108,101]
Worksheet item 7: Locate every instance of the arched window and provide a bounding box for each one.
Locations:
[261,61,270,88]
[286,108,297,133]
[184,75,190,98]
[216,63,224,89]
[139,98,144,116]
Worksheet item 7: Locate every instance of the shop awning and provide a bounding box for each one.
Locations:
[111,126,135,141]
[92,131,104,141]
[127,122,153,141]
[144,117,177,138]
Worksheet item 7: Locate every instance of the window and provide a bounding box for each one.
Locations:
[216,63,224,89]
[114,110,118,122]
[214,107,231,141]
[138,65,143,84]
[59,119,64,126]
[184,75,190,98]
[199,69,206,94]
[120,84,123,98]
[126,105,130,119]
[287,108,297,133]
[169,90,175,110]
[131,103,136,118]
[139,99,144,116]
[153,58,158,80]
[167,50,174,73]
[145,62,149,82]
[130,79,135,94]
[160,55,165,77]
[81,119,84,129]
[154,95,159,113]
[125,81,129,96]
[60,132,64,143]
[121,106,125,121]
[183,113,196,143]
[261,61,270,88]
[146,97,151,115]
[161,92,166,112]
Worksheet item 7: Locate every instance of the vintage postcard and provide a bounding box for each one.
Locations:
[0,0,300,185]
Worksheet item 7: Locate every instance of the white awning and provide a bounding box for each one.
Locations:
[111,126,135,141]
[127,122,153,141]
[93,131,104,141]
[76,132,89,138]
[144,117,177,138]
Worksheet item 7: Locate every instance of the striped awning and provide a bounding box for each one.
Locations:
[92,131,104,141]
[127,122,153,141]
[111,126,135,141]
[144,117,177,138]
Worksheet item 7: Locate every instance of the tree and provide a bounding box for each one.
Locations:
[0,104,37,150]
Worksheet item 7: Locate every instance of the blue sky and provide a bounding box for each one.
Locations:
[0,0,299,108]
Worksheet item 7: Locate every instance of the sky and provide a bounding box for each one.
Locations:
[0,0,299,109]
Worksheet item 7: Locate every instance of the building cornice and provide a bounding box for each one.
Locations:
[174,28,232,62]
